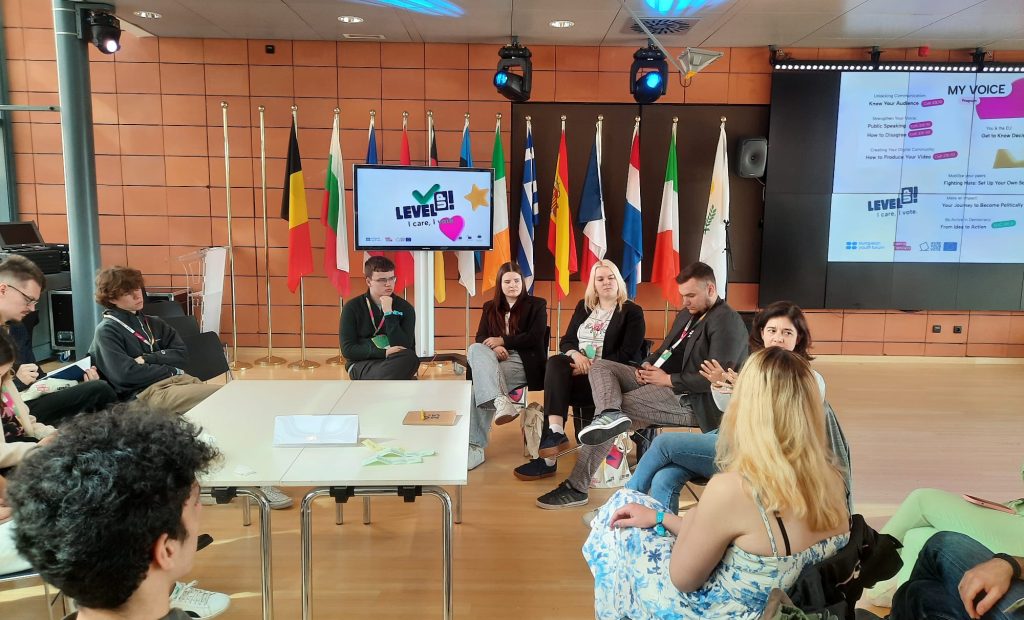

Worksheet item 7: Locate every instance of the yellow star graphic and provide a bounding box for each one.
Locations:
[464,184,489,211]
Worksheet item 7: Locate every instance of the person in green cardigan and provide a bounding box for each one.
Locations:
[340,256,418,380]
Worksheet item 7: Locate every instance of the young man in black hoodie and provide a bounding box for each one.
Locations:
[339,256,419,380]
[89,266,220,415]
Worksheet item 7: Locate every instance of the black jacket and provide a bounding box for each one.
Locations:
[646,298,749,431]
[89,308,188,398]
[559,299,646,365]
[475,295,548,390]
[339,292,416,369]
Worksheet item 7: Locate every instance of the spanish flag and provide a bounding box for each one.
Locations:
[547,124,578,299]
[280,120,314,293]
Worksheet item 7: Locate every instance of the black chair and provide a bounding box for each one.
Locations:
[163,314,200,338]
[179,332,230,382]
[143,300,186,319]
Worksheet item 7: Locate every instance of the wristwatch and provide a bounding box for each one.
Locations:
[655,510,666,536]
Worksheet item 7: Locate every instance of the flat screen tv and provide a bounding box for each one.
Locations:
[354,165,495,251]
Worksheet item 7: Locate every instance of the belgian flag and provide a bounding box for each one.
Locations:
[280,120,314,293]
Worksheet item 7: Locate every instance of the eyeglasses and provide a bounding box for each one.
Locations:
[371,276,397,285]
[6,284,39,308]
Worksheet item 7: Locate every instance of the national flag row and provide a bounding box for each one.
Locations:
[280,111,731,305]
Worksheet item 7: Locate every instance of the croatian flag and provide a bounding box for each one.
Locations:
[578,117,607,279]
[622,118,643,300]
[517,118,539,294]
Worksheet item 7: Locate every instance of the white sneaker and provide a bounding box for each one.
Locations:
[259,486,293,509]
[582,508,600,528]
[468,445,485,470]
[492,396,519,426]
[170,581,231,619]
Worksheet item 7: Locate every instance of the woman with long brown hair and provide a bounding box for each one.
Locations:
[467,262,547,470]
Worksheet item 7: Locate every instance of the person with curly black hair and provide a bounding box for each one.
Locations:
[5,406,231,618]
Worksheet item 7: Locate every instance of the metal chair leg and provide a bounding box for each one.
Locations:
[362,496,371,524]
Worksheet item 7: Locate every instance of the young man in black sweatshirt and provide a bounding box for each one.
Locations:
[340,256,418,380]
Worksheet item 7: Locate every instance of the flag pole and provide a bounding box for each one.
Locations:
[221,102,252,371]
[288,104,319,370]
[255,105,287,366]
[555,114,566,345]
[326,107,346,367]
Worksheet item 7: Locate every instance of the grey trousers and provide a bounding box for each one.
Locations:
[347,348,420,380]
[468,343,527,449]
[566,359,698,493]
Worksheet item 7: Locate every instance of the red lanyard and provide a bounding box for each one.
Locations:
[365,297,386,335]
[105,313,156,351]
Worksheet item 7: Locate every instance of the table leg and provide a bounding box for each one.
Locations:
[454,486,462,524]
[301,488,330,620]
[362,496,371,524]
[423,487,453,620]
[242,495,252,527]
[232,489,274,620]
[335,502,344,525]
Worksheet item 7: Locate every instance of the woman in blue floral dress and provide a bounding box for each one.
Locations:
[583,347,851,619]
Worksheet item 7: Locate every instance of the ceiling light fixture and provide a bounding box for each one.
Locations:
[86,10,122,54]
[630,40,668,104]
[549,20,575,28]
[494,38,533,102]
[338,15,365,23]
[132,10,161,19]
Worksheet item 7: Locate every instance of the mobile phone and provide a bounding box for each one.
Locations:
[962,494,1017,515]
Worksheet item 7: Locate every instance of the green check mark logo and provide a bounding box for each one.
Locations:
[412,184,441,205]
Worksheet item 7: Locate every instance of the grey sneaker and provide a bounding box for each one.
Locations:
[259,486,293,510]
[577,411,631,446]
[468,444,485,470]
[492,395,519,425]
[170,580,231,619]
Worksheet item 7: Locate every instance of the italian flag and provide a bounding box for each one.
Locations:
[322,112,349,296]
[651,120,681,306]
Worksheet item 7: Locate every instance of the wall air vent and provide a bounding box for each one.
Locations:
[341,33,387,40]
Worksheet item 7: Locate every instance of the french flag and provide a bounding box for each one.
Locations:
[622,119,643,300]
[578,117,606,279]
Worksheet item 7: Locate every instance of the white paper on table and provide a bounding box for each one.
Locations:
[273,415,359,447]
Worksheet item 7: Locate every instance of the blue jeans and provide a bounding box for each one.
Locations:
[624,431,718,513]
[891,531,1024,620]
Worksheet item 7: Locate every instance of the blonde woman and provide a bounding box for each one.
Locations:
[583,347,850,619]
[514,260,645,481]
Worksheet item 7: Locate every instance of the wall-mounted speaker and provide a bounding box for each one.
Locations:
[737,137,768,178]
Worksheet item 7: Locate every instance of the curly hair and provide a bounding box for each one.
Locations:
[94,266,145,308]
[7,405,220,609]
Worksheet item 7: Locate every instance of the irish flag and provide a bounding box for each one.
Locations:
[651,119,680,306]
[700,120,730,298]
[548,122,578,299]
[322,110,349,296]
[481,117,510,291]
[280,119,313,293]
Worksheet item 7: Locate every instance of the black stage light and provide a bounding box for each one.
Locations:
[86,10,122,54]
[494,39,532,102]
[630,40,668,104]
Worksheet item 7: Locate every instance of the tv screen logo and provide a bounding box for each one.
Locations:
[868,186,918,211]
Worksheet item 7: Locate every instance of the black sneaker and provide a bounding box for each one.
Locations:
[536,481,588,509]
[538,431,570,458]
[577,411,631,446]
[513,458,556,481]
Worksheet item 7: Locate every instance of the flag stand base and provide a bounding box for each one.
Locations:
[289,359,320,370]
[254,356,287,367]
[325,355,345,366]
[230,360,253,371]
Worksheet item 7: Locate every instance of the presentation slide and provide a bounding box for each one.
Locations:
[354,165,494,250]
[828,71,1024,263]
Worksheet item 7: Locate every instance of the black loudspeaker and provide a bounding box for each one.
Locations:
[48,289,76,351]
[737,137,768,178]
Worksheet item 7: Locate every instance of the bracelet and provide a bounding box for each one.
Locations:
[654,510,666,536]
[384,310,403,317]
[994,553,1022,581]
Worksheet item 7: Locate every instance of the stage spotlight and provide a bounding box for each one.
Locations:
[86,10,121,54]
[494,39,532,102]
[630,40,668,104]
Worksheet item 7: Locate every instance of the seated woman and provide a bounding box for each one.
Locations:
[583,347,851,619]
[622,301,851,515]
[0,332,54,475]
[467,262,547,470]
[514,260,645,481]
[864,478,1024,608]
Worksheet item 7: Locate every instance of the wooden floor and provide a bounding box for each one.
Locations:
[2,352,1022,619]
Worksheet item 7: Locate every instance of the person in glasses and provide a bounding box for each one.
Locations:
[0,256,116,427]
[340,256,418,380]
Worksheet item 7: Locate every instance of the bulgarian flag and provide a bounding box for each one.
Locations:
[428,112,446,303]
[651,119,681,306]
[280,119,313,293]
[393,114,416,295]
[547,120,578,299]
[481,116,511,291]
[322,110,350,296]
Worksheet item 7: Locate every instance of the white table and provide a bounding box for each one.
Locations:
[186,379,470,620]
